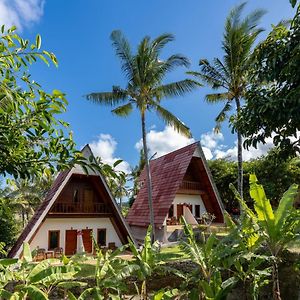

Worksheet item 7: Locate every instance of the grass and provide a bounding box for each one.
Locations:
[158,245,188,261]
[75,245,187,278]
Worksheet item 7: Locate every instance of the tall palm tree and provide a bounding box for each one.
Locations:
[188,3,265,199]
[86,31,199,240]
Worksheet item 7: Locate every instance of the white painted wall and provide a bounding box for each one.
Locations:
[172,194,207,217]
[30,217,122,252]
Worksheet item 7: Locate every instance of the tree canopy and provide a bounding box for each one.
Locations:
[0,26,84,178]
[237,5,300,156]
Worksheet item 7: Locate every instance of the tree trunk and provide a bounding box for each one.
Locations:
[141,111,156,242]
[235,97,243,200]
[272,262,281,300]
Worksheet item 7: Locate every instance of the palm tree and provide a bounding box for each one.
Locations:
[188,3,265,198]
[86,31,199,240]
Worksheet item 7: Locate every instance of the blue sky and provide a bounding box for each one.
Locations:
[1,0,295,171]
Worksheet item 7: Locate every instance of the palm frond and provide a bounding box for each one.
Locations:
[156,79,200,99]
[152,103,191,137]
[111,102,133,117]
[86,86,128,106]
[188,67,228,90]
[205,92,230,103]
[214,101,232,132]
[110,30,134,81]
[151,33,174,55]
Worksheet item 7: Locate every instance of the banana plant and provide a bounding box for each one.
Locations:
[231,174,299,300]
[68,243,137,300]
[180,217,237,299]
[128,226,165,299]
[0,242,79,299]
[220,212,271,300]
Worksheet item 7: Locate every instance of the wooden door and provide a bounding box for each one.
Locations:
[177,204,184,219]
[82,229,93,253]
[65,230,77,255]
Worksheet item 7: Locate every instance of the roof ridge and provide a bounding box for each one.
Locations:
[150,141,199,162]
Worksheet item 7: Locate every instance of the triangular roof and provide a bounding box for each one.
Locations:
[126,142,224,228]
[8,145,133,258]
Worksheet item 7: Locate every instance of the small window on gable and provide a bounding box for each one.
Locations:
[168,205,174,218]
[48,230,60,250]
[97,229,106,246]
[195,205,200,218]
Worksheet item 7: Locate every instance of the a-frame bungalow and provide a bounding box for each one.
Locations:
[126,142,224,243]
[8,145,133,258]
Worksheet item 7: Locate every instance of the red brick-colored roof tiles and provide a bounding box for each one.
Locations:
[126,142,224,228]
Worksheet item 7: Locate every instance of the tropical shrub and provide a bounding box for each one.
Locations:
[231,174,300,300]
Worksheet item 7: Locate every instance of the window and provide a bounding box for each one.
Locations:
[48,230,60,250]
[189,204,193,214]
[168,205,174,218]
[195,205,200,218]
[97,229,106,246]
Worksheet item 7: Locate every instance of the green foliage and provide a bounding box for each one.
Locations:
[180,217,238,299]
[128,226,166,299]
[232,175,300,299]
[0,243,81,299]
[238,5,300,156]
[0,198,17,251]
[208,149,300,210]
[0,25,97,179]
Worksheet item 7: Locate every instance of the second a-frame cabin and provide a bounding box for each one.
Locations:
[8,145,133,258]
[126,142,224,243]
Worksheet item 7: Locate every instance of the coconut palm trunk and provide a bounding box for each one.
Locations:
[86,31,199,242]
[236,97,243,199]
[141,111,155,241]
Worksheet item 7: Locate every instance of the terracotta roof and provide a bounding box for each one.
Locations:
[8,169,71,258]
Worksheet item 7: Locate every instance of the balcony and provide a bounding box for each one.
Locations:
[177,181,205,195]
[50,202,111,214]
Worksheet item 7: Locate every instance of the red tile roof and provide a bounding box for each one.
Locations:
[127,142,195,227]
[126,142,224,228]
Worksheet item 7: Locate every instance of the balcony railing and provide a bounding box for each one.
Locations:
[50,202,111,214]
[179,181,202,191]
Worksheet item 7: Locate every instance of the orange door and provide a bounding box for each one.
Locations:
[65,230,77,256]
[82,229,93,253]
[177,204,184,219]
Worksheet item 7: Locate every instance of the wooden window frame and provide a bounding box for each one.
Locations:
[97,228,107,247]
[48,230,60,250]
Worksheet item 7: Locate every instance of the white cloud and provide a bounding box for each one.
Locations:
[89,134,130,173]
[200,130,275,161]
[135,126,195,158]
[0,0,44,30]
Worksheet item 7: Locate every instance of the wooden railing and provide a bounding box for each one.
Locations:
[179,181,202,191]
[50,202,111,214]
